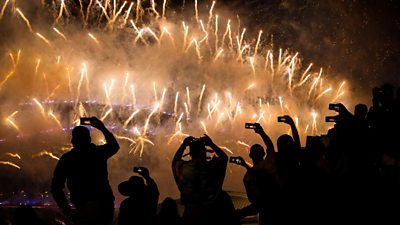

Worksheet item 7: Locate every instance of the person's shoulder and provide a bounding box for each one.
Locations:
[254,161,277,175]
[59,149,75,159]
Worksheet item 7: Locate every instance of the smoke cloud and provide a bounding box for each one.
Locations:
[0,0,384,205]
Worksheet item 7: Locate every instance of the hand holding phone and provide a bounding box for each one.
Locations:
[277,116,286,122]
[245,123,256,129]
[133,166,149,177]
[329,103,339,111]
[229,156,243,165]
[133,166,142,173]
[278,115,294,125]
[90,117,106,130]
[328,103,345,113]
[325,116,338,122]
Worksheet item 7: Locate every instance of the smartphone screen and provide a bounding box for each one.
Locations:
[80,117,91,125]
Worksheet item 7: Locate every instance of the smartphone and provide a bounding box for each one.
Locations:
[80,117,91,125]
[277,116,286,122]
[133,166,142,173]
[325,116,337,122]
[229,156,242,164]
[245,123,256,129]
[328,103,340,112]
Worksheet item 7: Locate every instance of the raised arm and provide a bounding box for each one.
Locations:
[336,103,354,120]
[91,117,120,157]
[172,136,193,183]
[172,136,193,165]
[137,167,159,202]
[254,123,275,155]
[233,156,253,171]
[202,134,228,162]
[282,115,301,149]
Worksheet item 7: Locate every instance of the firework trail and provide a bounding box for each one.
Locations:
[0,0,357,199]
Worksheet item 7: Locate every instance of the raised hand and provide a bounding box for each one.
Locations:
[201,134,213,146]
[281,115,295,125]
[183,136,196,147]
[253,123,264,134]
[90,117,106,131]
[137,166,150,178]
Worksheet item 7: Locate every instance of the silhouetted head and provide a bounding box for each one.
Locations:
[159,197,179,218]
[277,134,295,154]
[189,139,206,160]
[71,126,91,148]
[306,136,325,159]
[249,144,265,164]
[354,104,368,119]
[118,176,146,197]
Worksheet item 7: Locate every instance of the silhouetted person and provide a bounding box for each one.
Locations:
[156,197,183,225]
[276,115,302,185]
[324,102,384,224]
[172,134,240,225]
[234,123,281,225]
[275,115,306,224]
[118,166,159,225]
[51,117,120,225]
[352,103,375,164]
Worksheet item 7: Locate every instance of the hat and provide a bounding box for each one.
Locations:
[118,176,145,197]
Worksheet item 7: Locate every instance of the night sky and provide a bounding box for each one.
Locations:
[173,0,400,92]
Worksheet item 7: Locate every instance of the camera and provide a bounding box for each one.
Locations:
[328,103,341,112]
[245,123,256,129]
[133,166,142,173]
[229,156,242,164]
[80,117,92,125]
[190,137,205,144]
[277,116,286,122]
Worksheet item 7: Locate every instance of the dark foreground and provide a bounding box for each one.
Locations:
[0,192,258,225]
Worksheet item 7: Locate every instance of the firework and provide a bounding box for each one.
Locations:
[0,0,10,20]
[16,8,33,32]
[0,1,353,174]
[5,152,21,159]
[32,150,60,160]
[0,161,21,169]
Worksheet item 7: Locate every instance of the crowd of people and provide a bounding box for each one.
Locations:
[1,83,400,225]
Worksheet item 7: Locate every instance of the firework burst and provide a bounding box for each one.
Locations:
[0,0,353,167]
